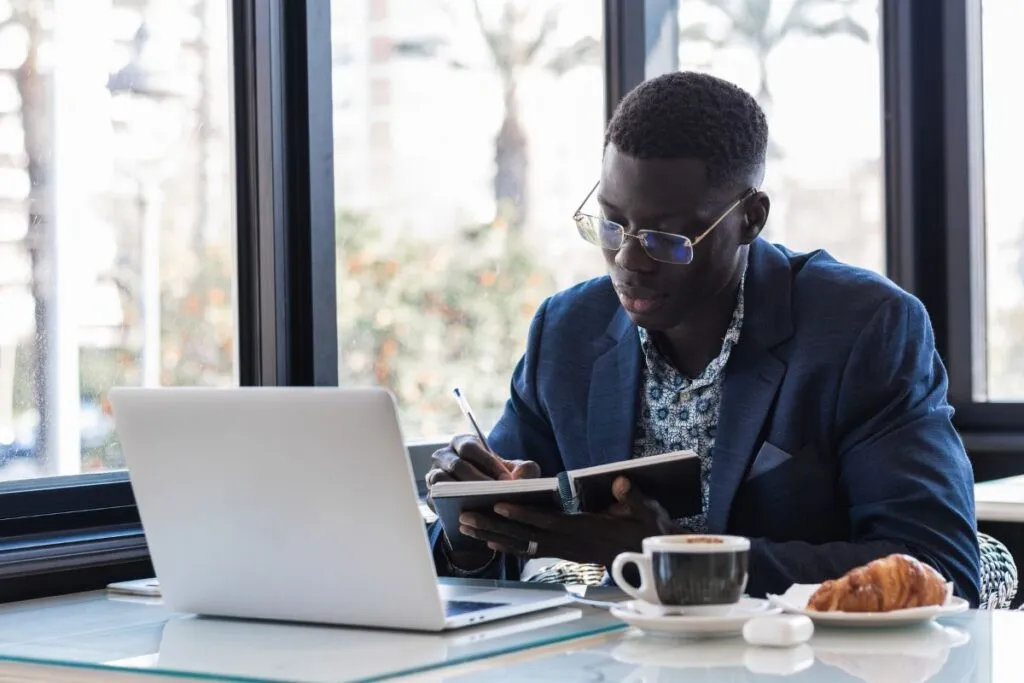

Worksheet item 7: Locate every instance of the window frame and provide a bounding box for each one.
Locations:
[883,0,1024,441]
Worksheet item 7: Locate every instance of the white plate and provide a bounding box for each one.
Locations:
[609,597,780,638]
[768,584,969,627]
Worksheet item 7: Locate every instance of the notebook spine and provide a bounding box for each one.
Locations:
[556,472,579,514]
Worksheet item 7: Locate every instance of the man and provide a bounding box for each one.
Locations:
[425,71,981,604]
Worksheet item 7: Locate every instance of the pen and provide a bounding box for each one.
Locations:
[452,386,492,452]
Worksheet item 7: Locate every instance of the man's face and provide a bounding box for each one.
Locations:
[597,144,760,331]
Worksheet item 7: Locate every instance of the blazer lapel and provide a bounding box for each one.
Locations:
[587,308,642,467]
[706,239,794,533]
[705,342,785,532]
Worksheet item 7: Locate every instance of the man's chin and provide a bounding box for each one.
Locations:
[623,307,674,331]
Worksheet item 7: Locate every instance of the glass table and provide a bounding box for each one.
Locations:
[0,590,624,682]
[439,609,1023,682]
[1,589,1023,682]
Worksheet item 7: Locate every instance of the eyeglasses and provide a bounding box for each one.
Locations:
[572,182,756,265]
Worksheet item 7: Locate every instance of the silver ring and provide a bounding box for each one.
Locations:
[526,540,538,557]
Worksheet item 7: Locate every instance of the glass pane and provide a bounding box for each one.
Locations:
[333,0,604,439]
[677,0,884,273]
[982,0,1024,400]
[0,0,236,479]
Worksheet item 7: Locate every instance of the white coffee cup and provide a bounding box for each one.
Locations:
[611,534,751,615]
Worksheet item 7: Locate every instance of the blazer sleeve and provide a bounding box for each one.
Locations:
[430,298,565,580]
[747,294,981,605]
[487,298,563,476]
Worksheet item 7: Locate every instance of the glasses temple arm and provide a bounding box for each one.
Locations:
[690,188,758,246]
[572,181,600,217]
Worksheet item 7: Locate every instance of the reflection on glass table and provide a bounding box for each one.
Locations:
[442,611,1009,683]
[0,590,623,683]
[147,608,591,683]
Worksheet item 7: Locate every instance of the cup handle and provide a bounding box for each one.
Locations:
[611,552,657,604]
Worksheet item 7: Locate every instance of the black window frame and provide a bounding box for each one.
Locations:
[1,0,1022,604]
[883,0,1024,475]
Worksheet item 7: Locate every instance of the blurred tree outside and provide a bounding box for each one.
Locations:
[336,211,554,438]
[677,0,883,273]
[0,0,234,476]
[341,0,600,437]
[434,0,600,231]
[4,0,56,466]
[679,0,870,148]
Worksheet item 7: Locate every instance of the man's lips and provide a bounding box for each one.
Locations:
[615,286,666,314]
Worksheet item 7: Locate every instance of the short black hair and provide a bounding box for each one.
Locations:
[605,71,768,188]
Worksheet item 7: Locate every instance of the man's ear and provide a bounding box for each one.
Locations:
[739,191,770,244]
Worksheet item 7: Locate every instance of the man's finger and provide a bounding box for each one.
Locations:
[606,501,631,517]
[451,434,511,480]
[507,460,542,480]
[458,525,549,558]
[612,476,668,523]
[434,450,490,481]
[459,510,537,542]
[424,469,456,512]
[425,468,454,488]
[493,504,575,534]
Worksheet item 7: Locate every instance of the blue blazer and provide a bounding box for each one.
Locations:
[431,238,980,604]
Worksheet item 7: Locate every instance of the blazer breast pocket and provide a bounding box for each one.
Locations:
[742,442,828,509]
[746,441,795,481]
[738,443,833,537]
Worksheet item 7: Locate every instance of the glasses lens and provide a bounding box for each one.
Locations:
[575,215,623,250]
[639,231,694,264]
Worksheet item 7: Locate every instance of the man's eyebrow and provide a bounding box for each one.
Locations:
[597,196,689,223]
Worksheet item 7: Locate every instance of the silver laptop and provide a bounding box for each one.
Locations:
[108,386,570,631]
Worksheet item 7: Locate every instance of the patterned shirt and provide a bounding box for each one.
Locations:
[631,272,745,533]
[521,274,746,586]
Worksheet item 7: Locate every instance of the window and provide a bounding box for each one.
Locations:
[0,0,235,481]
[0,0,1017,605]
[981,0,1024,400]
[332,0,604,439]
[676,0,884,274]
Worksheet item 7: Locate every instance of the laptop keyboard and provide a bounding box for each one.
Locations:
[444,600,510,617]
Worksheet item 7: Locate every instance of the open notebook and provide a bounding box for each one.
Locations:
[431,451,700,551]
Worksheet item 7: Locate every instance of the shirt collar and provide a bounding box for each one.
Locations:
[638,269,746,388]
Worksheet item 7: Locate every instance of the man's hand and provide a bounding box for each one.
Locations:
[425,435,541,569]
[458,477,683,568]
[425,435,541,508]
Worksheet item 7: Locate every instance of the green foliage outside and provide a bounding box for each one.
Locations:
[336,211,555,438]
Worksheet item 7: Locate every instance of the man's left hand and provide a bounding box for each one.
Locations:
[457,477,683,568]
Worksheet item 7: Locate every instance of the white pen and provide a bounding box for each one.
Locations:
[452,386,492,452]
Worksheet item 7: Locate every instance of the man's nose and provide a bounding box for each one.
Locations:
[615,232,656,273]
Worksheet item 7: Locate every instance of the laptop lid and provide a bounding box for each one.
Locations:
[109,387,448,630]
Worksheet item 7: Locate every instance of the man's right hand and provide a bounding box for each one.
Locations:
[425,434,541,509]
[425,434,541,570]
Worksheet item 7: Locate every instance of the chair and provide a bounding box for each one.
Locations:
[979,531,1018,610]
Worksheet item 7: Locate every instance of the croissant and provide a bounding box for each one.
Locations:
[807,554,948,613]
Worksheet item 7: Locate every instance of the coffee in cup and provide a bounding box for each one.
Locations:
[611,535,750,615]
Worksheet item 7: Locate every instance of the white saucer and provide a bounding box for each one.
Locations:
[768,584,969,627]
[609,598,780,638]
